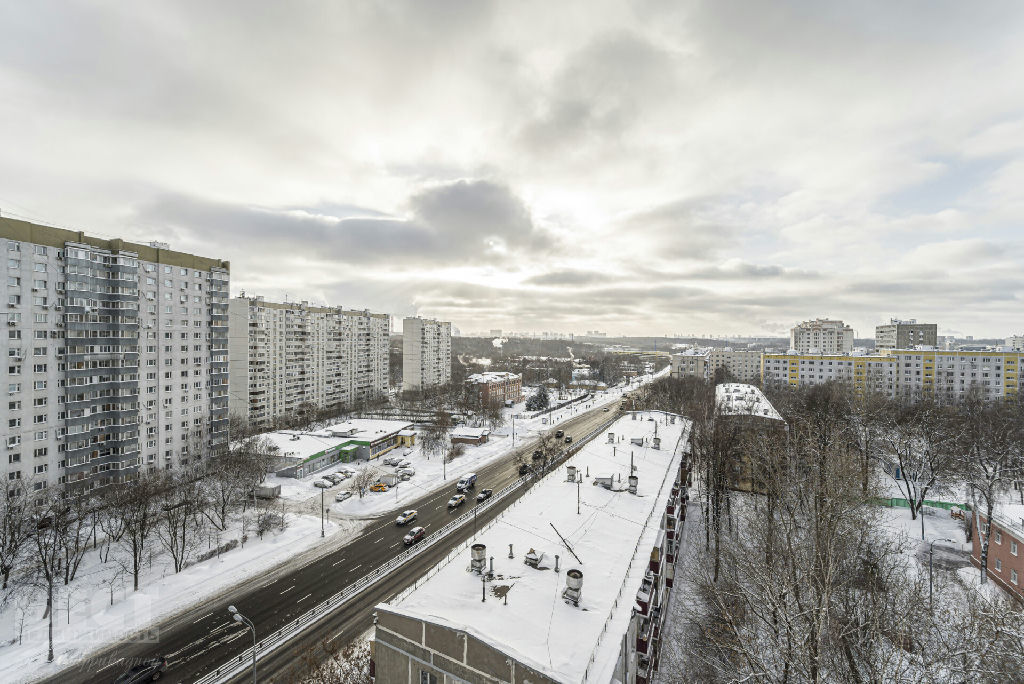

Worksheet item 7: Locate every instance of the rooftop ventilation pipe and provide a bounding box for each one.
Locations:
[471,543,487,574]
[562,569,583,606]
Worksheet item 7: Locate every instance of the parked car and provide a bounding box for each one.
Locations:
[370,482,389,493]
[555,430,564,438]
[403,526,426,545]
[395,509,418,526]
[114,657,168,684]
[399,472,412,481]
[335,491,352,502]
[447,494,466,509]
[564,435,573,444]
[335,470,352,480]
[324,473,343,484]
[313,479,332,488]
[382,456,401,466]
[397,466,416,477]
[518,463,531,475]
[396,460,412,469]
[476,489,493,503]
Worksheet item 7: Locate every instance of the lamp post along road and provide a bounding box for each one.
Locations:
[228,605,257,684]
[929,537,953,609]
[320,488,325,537]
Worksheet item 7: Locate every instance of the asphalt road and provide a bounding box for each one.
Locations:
[49,399,626,684]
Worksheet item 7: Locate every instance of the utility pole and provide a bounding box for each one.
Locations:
[321,488,325,537]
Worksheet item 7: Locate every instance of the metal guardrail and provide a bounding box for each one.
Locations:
[193,410,620,684]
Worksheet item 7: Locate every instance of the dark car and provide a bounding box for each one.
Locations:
[403,526,426,545]
[476,488,493,503]
[555,430,564,438]
[518,463,531,475]
[114,657,168,683]
[532,450,544,461]
[564,435,573,444]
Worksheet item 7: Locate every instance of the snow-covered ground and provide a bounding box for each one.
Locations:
[0,512,364,684]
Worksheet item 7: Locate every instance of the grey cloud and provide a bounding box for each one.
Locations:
[621,196,740,258]
[524,270,611,286]
[409,180,535,249]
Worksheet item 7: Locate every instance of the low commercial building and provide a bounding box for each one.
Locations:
[372,410,692,684]
[465,371,523,406]
[875,319,937,350]
[450,426,489,446]
[266,418,414,478]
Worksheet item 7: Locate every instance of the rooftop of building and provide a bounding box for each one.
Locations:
[466,371,521,383]
[323,419,415,439]
[381,410,690,683]
[232,292,389,318]
[1,216,229,271]
[716,383,785,422]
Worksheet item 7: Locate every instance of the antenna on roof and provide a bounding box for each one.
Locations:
[549,522,582,564]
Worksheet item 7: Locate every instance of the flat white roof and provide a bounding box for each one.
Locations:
[451,426,489,439]
[716,383,784,422]
[466,371,521,383]
[382,411,690,683]
[260,431,354,460]
[324,419,414,439]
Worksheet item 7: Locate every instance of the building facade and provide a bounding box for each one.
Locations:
[464,371,523,406]
[228,295,389,427]
[875,319,937,350]
[402,317,451,392]
[789,318,854,354]
[2,217,230,492]
[1006,335,1024,352]
[970,508,1024,603]
[762,348,1021,403]
[670,349,710,381]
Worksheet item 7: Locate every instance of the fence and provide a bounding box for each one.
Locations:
[869,497,970,511]
[194,410,620,684]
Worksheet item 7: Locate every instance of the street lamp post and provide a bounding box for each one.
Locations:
[321,488,325,537]
[227,605,256,684]
[929,537,953,609]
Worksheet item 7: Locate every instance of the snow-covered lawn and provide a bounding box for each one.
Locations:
[0,513,365,684]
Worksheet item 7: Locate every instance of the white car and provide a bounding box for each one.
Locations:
[335,491,352,502]
[397,460,412,469]
[382,456,401,466]
[397,466,416,477]
[312,479,332,488]
[395,510,418,526]
[324,474,343,484]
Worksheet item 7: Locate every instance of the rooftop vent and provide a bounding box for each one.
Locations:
[628,474,638,495]
[524,548,544,569]
[607,432,615,443]
[562,569,583,606]
[471,543,487,574]
[652,437,661,450]
[566,465,577,482]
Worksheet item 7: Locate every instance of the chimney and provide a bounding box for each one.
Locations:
[628,474,638,495]
[566,465,576,482]
[471,543,487,574]
[562,569,583,606]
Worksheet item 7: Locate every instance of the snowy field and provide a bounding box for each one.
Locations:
[0,513,365,684]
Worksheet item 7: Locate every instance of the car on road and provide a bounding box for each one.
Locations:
[555,430,564,438]
[447,494,466,509]
[404,526,426,545]
[476,489,493,503]
[312,479,332,488]
[518,463,531,475]
[456,472,477,492]
[603,407,610,412]
[370,482,389,493]
[564,435,573,444]
[335,491,352,502]
[114,657,168,684]
[532,450,544,461]
[395,509,418,526]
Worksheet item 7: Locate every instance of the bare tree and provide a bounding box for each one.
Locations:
[111,473,163,591]
[0,480,31,591]
[31,487,67,662]
[156,474,205,573]
[60,491,93,585]
[351,467,378,499]
[421,409,452,461]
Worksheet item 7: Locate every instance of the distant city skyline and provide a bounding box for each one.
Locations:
[2,2,1023,337]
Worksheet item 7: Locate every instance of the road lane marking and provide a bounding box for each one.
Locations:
[192,612,213,623]
[98,658,123,672]
[374,536,384,544]
[332,558,345,567]
[298,593,312,602]
[279,584,295,594]
[351,563,363,571]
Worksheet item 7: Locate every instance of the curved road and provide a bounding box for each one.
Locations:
[48,398,629,684]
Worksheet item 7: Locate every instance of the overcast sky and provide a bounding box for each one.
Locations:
[1,1,1023,338]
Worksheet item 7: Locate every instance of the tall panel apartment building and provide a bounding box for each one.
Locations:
[402,316,451,392]
[228,295,389,427]
[789,318,854,354]
[875,318,937,350]
[2,218,230,492]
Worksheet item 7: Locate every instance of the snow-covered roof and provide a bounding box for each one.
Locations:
[322,419,414,440]
[451,426,489,439]
[716,383,785,422]
[260,431,355,460]
[382,410,691,683]
[672,347,710,357]
[466,371,521,384]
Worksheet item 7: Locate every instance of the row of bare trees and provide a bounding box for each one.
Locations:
[0,431,281,662]
[640,377,1024,682]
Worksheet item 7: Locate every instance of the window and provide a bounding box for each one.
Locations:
[419,673,437,684]
[995,558,1002,572]
[1012,540,1019,556]
[996,530,1002,544]
[1013,569,1019,585]
[33,263,46,272]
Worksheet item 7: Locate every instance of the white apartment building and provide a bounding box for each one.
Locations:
[228,295,389,427]
[402,316,451,392]
[671,348,763,383]
[789,318,854,354]
[1006,335,1024,352]
[670,348,710,380]
[2,218,230,492]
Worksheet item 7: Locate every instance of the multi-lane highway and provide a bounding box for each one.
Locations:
[48,397,628,684]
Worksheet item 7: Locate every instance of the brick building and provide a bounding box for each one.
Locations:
[464,371,523,406]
